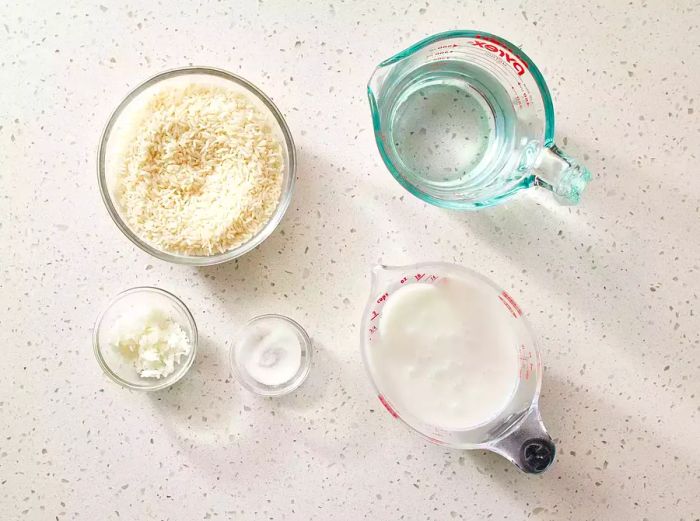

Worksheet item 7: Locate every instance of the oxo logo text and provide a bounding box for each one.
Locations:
[471,37,528,76]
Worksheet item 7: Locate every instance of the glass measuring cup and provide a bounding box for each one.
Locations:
[368,31,591,209]
[360,262,555,473]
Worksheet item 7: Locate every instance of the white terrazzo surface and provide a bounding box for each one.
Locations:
[1,0,699,519]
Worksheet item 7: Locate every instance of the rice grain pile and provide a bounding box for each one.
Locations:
[115,83,284,256]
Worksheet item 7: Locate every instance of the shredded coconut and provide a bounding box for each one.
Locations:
[109,307,192,379]
[115,83,284,256]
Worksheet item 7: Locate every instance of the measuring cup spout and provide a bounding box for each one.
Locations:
[370,264,400,292]
[368,50,405,98]
[532,144,591,204]
[368,62,397,141]
[488,406,556,474]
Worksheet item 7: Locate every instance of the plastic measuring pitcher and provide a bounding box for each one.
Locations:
[360,262,555,474]
[368,31,591,209]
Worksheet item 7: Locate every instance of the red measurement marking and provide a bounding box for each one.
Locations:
[368,325,377,335]
[499,295,518,318]
[426,436,445,445]
[474,34,530,73]
[427,274,439,282]
[370,310,380,321]
[519,362,533,380]
[376,292,389,304]
[519,345,532,380]
[400,277,408,284]
[414,273,425,281]
[500,291,522,317]
[378,395,399,418]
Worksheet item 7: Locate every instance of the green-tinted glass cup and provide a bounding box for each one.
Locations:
[368,31,591,209]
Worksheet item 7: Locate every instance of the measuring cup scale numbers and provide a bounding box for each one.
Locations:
[367,272,533,422]
[378,394,450,445]
[368,30,592,208]
[423,35,534,112]
[369,272,440,428]
[367,272,440,338]
[361,263,556,473]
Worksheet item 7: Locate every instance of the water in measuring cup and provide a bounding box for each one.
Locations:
[369,278,519,430]
[383,61,517,191]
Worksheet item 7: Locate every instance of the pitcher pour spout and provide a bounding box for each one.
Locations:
[488,405,556,474]
[370,264,402,290]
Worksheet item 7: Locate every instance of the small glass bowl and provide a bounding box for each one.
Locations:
[93,287,198,391]
[230,314,312,397]
[97,66,296,266]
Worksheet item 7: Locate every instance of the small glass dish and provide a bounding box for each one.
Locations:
[230,314,312,397]
[93,287,198,391]
[97,66,296,266]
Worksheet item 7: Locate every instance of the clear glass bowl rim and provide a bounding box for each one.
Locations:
[230,314,313,397]
[367,30,555,210]
[359,262,543,448]
[92,286,198,391]
[97,66,297,266]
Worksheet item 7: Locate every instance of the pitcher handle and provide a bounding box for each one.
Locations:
[488,406,556,474]
[532,143,591,205]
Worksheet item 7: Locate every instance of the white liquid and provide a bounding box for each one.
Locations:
[236,321,302,386]
[370,278,519,430]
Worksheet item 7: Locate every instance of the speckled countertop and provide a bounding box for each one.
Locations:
[1,0,699,519]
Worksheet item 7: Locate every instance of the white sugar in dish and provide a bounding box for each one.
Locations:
[236,320,302,386]
[232,315,312,396]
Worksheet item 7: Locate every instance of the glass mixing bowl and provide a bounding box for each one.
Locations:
[97,66,296,266]
[93,287,198,391]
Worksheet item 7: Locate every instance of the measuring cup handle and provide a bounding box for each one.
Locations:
[532,143,591,205]
[489,406,556,474]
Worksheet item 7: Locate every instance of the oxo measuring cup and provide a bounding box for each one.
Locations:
[368,31,591,209]
[360,262,555,474]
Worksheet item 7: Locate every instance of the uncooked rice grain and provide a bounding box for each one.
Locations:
[115,83,284,256]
